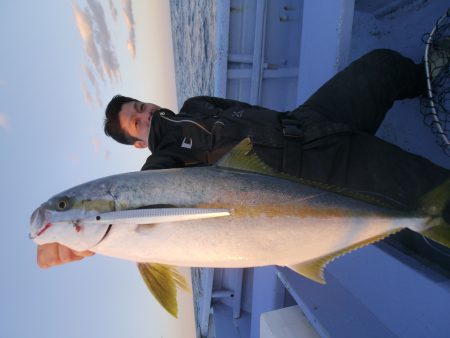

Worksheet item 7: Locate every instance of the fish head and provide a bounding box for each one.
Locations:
[30,191,115,251]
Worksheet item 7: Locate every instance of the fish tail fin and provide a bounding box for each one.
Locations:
[419,179,450,248]
[137,263,191,318]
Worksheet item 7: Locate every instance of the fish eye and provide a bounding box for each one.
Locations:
[53,196,72,211]
[58,200,67,210]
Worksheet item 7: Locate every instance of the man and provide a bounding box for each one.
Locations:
[37,49,450,268]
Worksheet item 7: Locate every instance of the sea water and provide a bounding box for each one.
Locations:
[169,0,217,108]
[169,1,218,323]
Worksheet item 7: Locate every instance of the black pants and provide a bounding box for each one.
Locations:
[282,49,449,210]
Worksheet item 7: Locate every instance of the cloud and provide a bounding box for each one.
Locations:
[95,89,103,108]
[108,0,118,21]
[91,136,110,160]
[82,63,99,88]
[91,136,102,152]
[81,64,104,108]
[73,0,135,108]
[73,0,121,83]
[68,154,81,165]
[122,0,136,58]
[0,113,9,129]
[87,0,121,81]
[80,76,103,109]
[73,3,105,82]
[80,78,94,106]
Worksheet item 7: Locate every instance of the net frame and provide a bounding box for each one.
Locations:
[421,8,450,157]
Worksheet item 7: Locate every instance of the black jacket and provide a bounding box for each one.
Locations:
[141,96,285,170]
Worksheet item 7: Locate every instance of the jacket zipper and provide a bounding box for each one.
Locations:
[160,113,212,135]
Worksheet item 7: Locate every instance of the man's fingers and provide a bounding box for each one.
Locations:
[37,243,59,269]
[58,244,76,264]
[72,250,95,258]
[58,246,94,262]
[37,243,95,268]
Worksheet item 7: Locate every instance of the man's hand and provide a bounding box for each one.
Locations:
[37,243,95,268]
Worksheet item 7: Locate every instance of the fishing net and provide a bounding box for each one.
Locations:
[421,8,450,156]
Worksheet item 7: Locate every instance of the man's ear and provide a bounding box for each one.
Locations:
[133,140,148,149]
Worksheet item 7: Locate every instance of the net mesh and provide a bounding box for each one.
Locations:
[421,8,450,156]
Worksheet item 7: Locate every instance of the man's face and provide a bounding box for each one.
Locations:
[118,101,160,148]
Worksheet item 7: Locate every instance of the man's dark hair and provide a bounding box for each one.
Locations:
[104,94,141,145]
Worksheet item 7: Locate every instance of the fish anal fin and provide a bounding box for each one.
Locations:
[137,263,190,318]
[288,228,402,284]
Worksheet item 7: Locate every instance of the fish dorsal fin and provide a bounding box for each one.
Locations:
[137,263,190,318]
[215,138,341,187]
[289,228,402,284]
[89,208,230,224]
[216,139,409,209]
[215,138,276,176]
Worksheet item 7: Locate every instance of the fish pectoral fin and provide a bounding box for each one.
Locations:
[288,228,403,284]
[137,263,191,318]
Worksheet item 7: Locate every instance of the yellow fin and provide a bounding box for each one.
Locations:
[420,179,450,216]
[419,179,450,248]
[137,263,190,318]
[289,228,402,284]
[421,225,450,248]
[215,137,276,175]
[215,138,322,188]
[216,138,402,209]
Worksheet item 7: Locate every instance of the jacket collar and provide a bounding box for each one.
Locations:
[148,108,176,152]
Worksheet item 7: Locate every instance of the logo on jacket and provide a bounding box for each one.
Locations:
[232,110,244,118]
[181,137,193,149]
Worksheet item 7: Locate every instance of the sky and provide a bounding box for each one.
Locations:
[0,1,195,337]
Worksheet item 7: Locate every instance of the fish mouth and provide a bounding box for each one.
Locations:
[29,207,49,240]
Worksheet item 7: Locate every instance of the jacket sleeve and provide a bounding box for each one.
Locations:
[141,150,205,170]
[141,153,185,170]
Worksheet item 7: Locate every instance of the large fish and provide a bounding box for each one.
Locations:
[30,139,450,317]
